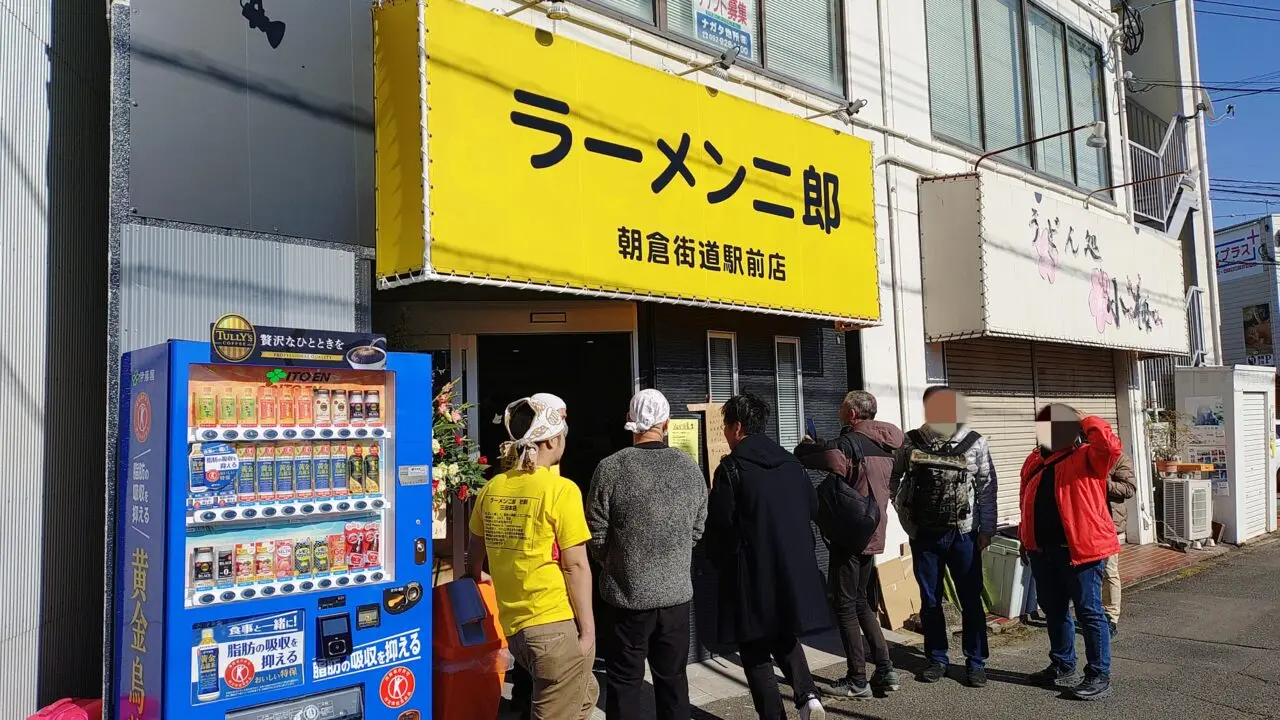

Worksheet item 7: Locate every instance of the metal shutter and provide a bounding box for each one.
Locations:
[1031,344,1119,430]
[944,339,1039,525]
[1240,393,1270,540]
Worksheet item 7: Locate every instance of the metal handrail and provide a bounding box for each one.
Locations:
[1128,113,1190,231]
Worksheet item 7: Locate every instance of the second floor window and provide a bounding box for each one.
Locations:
[590,0,845,96]
[925,0,1110,192]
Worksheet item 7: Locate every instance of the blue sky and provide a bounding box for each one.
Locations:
[1195,5,1280,228]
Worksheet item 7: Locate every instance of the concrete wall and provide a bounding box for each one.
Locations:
[1,0,110,712]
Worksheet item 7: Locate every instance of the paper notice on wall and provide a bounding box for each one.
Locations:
[668,418,702,467]
[687,403,729,488]
[1213,480,1230,497]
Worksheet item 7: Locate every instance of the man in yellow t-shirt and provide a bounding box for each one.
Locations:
[469,395,597,720]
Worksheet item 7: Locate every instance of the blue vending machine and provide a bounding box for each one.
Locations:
[113,326,433,720]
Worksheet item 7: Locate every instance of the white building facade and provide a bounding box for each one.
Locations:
[460,0,1219,554]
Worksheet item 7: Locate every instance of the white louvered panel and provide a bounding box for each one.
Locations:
[1031,344,1119,430]
[944,339,1039,525]
[708,334,737,403]
[775,339,803,451]
[1239,393,1270,540]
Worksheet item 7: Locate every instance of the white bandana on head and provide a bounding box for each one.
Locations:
[624,389,671,434]
[499,394,567,472]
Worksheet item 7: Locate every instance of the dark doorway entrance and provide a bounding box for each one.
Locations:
[477,333,634,490]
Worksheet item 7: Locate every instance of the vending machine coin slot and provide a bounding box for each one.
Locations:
[413,538,426,565]
[317,613,353,661]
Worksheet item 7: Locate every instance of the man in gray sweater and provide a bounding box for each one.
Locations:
[587,389,708,720]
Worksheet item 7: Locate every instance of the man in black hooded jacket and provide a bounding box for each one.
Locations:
[708,393,829,720]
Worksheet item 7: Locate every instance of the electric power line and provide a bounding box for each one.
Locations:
[1198,9,1280,24]
[1199,1,1280,14]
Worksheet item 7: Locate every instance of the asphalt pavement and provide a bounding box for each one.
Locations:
[695,537,1280,719]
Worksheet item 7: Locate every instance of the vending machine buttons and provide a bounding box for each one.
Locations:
[317,614,353,660]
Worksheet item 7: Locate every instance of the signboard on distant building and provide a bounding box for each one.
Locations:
[1216,220,1270,279]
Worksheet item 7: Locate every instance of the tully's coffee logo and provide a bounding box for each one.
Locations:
[211,314,257,363]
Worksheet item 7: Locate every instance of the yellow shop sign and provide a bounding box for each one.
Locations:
[374,0,880,321]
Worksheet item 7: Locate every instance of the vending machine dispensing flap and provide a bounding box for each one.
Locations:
[225,685,363,720]
[445,578,490,648]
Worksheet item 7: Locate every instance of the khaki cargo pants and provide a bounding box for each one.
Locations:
[509,620,599,720]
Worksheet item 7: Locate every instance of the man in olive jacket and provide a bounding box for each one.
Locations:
[1103,454,1136,637]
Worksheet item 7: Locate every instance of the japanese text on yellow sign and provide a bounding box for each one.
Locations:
[374,0,880,320]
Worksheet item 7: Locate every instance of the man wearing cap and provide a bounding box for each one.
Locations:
[587,389,709,720]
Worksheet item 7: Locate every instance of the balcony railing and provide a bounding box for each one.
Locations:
[1128,102,1190,231]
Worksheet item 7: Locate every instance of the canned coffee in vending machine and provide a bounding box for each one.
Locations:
[112,322,434,720]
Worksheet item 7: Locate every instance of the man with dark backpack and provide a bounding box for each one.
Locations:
[891,386,997,689]
[796,391,903,700]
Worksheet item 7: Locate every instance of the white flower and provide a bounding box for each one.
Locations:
[446,463,460,478]
[432,438,442,455]
[432,466,444,483]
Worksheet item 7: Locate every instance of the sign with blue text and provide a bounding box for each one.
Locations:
[190,610,306,705]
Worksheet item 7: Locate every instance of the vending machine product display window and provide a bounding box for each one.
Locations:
[185,365,397,606]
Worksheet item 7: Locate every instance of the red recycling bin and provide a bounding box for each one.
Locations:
[433,577,508,719]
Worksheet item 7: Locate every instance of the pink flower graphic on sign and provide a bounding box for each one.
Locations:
[1089,268,1113,333]
[1033,224,1059,283]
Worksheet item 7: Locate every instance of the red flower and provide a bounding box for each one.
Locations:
[478,455,489,466]
[455,434,464,447]
[457,484,470,501]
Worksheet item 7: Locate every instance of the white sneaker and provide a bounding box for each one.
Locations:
[800,697,826,720]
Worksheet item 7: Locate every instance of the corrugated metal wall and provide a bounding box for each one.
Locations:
[119,225,359,351]
[2,0,110,713]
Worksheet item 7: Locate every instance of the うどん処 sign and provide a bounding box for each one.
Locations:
[918,173,1188,353]
[373,0,879,321]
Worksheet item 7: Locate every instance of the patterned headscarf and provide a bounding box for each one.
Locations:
[499,394,568,472]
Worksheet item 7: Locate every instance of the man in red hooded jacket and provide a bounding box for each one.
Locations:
[1019,404,1121,702]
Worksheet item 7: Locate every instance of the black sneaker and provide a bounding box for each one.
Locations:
[1070,673,1112,701]
[966,667,988,688]
[1029,663,1080,688]
[920,662,947,683]
[870,668,901,692]
[1108,619,1118,639]
[819,676,873,700]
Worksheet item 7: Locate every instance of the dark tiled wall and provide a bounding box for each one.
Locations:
[637,303,849,661]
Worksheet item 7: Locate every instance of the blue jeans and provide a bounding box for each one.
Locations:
[1029,546,1111,677]
[910,529,989,670]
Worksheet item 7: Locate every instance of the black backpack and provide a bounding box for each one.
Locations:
[815,434,889,554]
[901,429,980,531]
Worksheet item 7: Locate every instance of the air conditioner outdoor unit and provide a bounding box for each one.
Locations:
[1162,478,1213,542]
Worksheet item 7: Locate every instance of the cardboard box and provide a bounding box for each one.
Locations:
[877,543,921,630]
